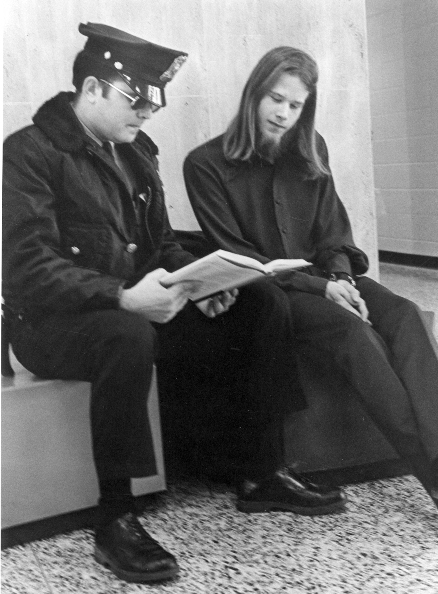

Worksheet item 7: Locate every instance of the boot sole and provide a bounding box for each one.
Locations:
[236,498,347,515]
[94,545,179,583]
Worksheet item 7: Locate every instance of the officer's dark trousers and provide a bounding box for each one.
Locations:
[11,282,298,484]
[283,275,438,490]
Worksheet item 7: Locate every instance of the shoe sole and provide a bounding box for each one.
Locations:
[236,498,347,515]
[94,545,179,583]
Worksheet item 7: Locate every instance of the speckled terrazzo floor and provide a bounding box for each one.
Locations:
[3,263,438,593]
[2,475,438,594]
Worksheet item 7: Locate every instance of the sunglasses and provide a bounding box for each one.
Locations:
[100,79,160,112]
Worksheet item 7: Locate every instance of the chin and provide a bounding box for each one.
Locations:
[258,134,286,162]
[118,131,138,143]
[261,135,281,151]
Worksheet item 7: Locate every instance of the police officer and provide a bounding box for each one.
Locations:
[3,25,345,584]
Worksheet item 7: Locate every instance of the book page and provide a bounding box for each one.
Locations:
[160,252,265,301]
[215,250,265,272]
[264,258,312,274]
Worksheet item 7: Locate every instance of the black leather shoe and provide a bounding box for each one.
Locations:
[95,512,179,583]
[236,467,347,515]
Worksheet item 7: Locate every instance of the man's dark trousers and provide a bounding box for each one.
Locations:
[283,275,438,488]
[11,281,300,484]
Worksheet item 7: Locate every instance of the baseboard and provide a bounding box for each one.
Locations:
[379,251,438,269]
[1,458,412,550]
[303,458,409,487]
[1,492,162,550]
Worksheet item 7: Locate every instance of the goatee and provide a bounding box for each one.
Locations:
[257,130,293,163]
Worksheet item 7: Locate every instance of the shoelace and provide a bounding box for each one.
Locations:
[121,514,166,554]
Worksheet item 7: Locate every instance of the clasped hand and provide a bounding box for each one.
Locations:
[120,268,238,323]
[325,280,370,323]
[195,289,239,318]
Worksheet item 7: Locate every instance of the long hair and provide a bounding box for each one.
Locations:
[223,46,329,177]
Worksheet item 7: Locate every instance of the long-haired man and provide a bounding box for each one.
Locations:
[184,46,438,510]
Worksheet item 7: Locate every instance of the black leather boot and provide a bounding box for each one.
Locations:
[236,467,347,515]
[95,512,179,583]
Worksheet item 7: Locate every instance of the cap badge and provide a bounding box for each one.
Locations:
[147,86,162,106]
[160,55,187,81]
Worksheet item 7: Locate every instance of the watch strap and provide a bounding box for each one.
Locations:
[329,272,356,287]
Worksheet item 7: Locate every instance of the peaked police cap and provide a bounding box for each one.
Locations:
[79,22,188,109]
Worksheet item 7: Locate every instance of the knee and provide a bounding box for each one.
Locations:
[381,294,424,330]
[92,310,157,366]
[391,298,434,346]
[241,280,290,319]
[359,278,422,328]
[394,295,421,318]
[327,309,379,351]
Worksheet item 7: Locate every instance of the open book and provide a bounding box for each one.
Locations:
[160,249,312,302]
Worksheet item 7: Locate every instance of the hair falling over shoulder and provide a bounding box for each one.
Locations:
[223,46,330,178]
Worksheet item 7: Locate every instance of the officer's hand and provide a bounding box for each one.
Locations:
[120,268,196,323]
[195,289,239,318]
[325,280,370,323]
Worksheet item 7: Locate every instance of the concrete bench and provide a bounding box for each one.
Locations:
[1,353,165,531]
[2,309,434,538]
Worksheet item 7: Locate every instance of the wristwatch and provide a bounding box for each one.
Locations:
[329,272,356,287]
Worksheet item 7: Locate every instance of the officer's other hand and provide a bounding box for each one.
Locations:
[195,289,239,318]
[119,268,196,323]
[325,280,370,323]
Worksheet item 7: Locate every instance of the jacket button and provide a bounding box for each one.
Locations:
[126,243,138,253]
[71,246,80,255]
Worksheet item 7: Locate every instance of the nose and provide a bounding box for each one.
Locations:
[275,102,289,121]
[137,103,153,120]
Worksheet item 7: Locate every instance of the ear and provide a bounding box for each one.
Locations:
[81,76,103,104]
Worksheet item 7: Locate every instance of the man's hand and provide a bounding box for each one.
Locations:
[325,280,370,323]
[195,289,239,318]
[120,268,196,323]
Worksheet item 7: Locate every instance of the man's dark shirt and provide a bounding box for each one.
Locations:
[184,133,368,296]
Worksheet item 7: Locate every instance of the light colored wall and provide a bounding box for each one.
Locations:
[367,0,438,257]
[3,0,378,276]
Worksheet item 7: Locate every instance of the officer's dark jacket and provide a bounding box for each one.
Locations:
[2,92,195,318]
